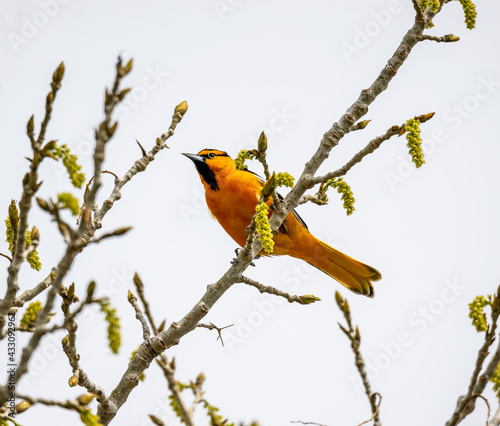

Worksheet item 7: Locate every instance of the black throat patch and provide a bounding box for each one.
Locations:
[194,161,219,191]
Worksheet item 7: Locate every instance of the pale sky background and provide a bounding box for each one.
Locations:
[1,1,500,425]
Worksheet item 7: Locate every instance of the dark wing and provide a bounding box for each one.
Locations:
[243,168,308,231]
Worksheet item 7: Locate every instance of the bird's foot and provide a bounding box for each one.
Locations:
[231,248,259,267]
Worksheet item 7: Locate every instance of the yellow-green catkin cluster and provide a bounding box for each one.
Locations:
[457,0,477,29]
[57,192,80,216]
[274,172,295,188]
[326,178,356,216]
[419,0,440,12]
[419,0,440,27]
[405,118,425,168]
[20,301,43,329]
[234,150,257,170]
[5,200,42,270]
[25,229,42,271]
[78,407,101,426]
[168,393,186,424]
[100,302,121,354]
[490,363,500,403]
[50,144,85,188]
[468,295,491,332]
[255,202,274,253]
[5,199,19,253]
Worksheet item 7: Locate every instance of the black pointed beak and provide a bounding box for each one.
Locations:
[182,153,205,164]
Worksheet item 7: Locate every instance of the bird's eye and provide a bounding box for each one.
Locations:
[208,153,216,158]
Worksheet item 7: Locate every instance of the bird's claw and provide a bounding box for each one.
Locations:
[231,248,258,267]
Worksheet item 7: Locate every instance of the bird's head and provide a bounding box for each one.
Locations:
[182,149,235,191]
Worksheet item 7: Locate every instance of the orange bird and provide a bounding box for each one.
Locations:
[183,149,381,297]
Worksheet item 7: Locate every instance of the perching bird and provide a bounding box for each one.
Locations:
[183,149,381,297]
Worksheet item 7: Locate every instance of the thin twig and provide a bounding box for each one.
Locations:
[0,64,63,336]
[489,403,500,426]
[358,393,382,426]
[13,268,57,308]
[130,273,193,425]
[156,357,195,426]
[446,302,500,426]
[239,276,320,305]
[132,272,159,335]
[422,34,460,43]
[60,287,111,406]
[298,193,328,206]
[0,253,12,262]
[128,291,151,340]
[16,393,81,410]
[336,292,381,426]
[196,322,234,346]
[472,394,491,426]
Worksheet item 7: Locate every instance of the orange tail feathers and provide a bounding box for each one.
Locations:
[293,237,381,297]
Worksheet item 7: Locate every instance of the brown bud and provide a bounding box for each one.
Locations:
[30,226,40,244]
[124,58,134,74]
[67,283,75,301]
[27,115,35,136]
[343,300,350,315]
[118,88,131,101]
[300,294,321,304]
[174,101,188,117]
[149,414,164,425]
[128,290,137,303]
[53,62,65,83]
[444,34,460,42]
[107,121,118,138]
[36,197,50,212]
[195,372,206,387]
[133,273,144,291]
[356,119,371,130]
[15,401,31,413]
[258,131,267,153]
[76,394,94,406]
[113,226,132,236]
[334,291,344,309]
[87,281,96,300]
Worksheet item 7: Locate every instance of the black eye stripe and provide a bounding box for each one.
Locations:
[199,150,229,159]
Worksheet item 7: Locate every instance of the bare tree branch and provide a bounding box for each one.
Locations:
[238,276,321,305]
[310,112,434,186]
[128,291,150,341]
[0,59,187,408]
[0,64,64,336]
[358,393,382,426]
[446,303,500,426]
[131,273,194,425]
[13,268,57,308]
[16,393,80,410]
[336,292,381,426]
[96,4,456,422]
[132,272,159,335]
[60,284,113,415]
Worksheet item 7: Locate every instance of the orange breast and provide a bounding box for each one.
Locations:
[204,169,263,247]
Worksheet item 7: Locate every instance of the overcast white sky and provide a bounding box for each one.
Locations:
[1,1,500,425]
